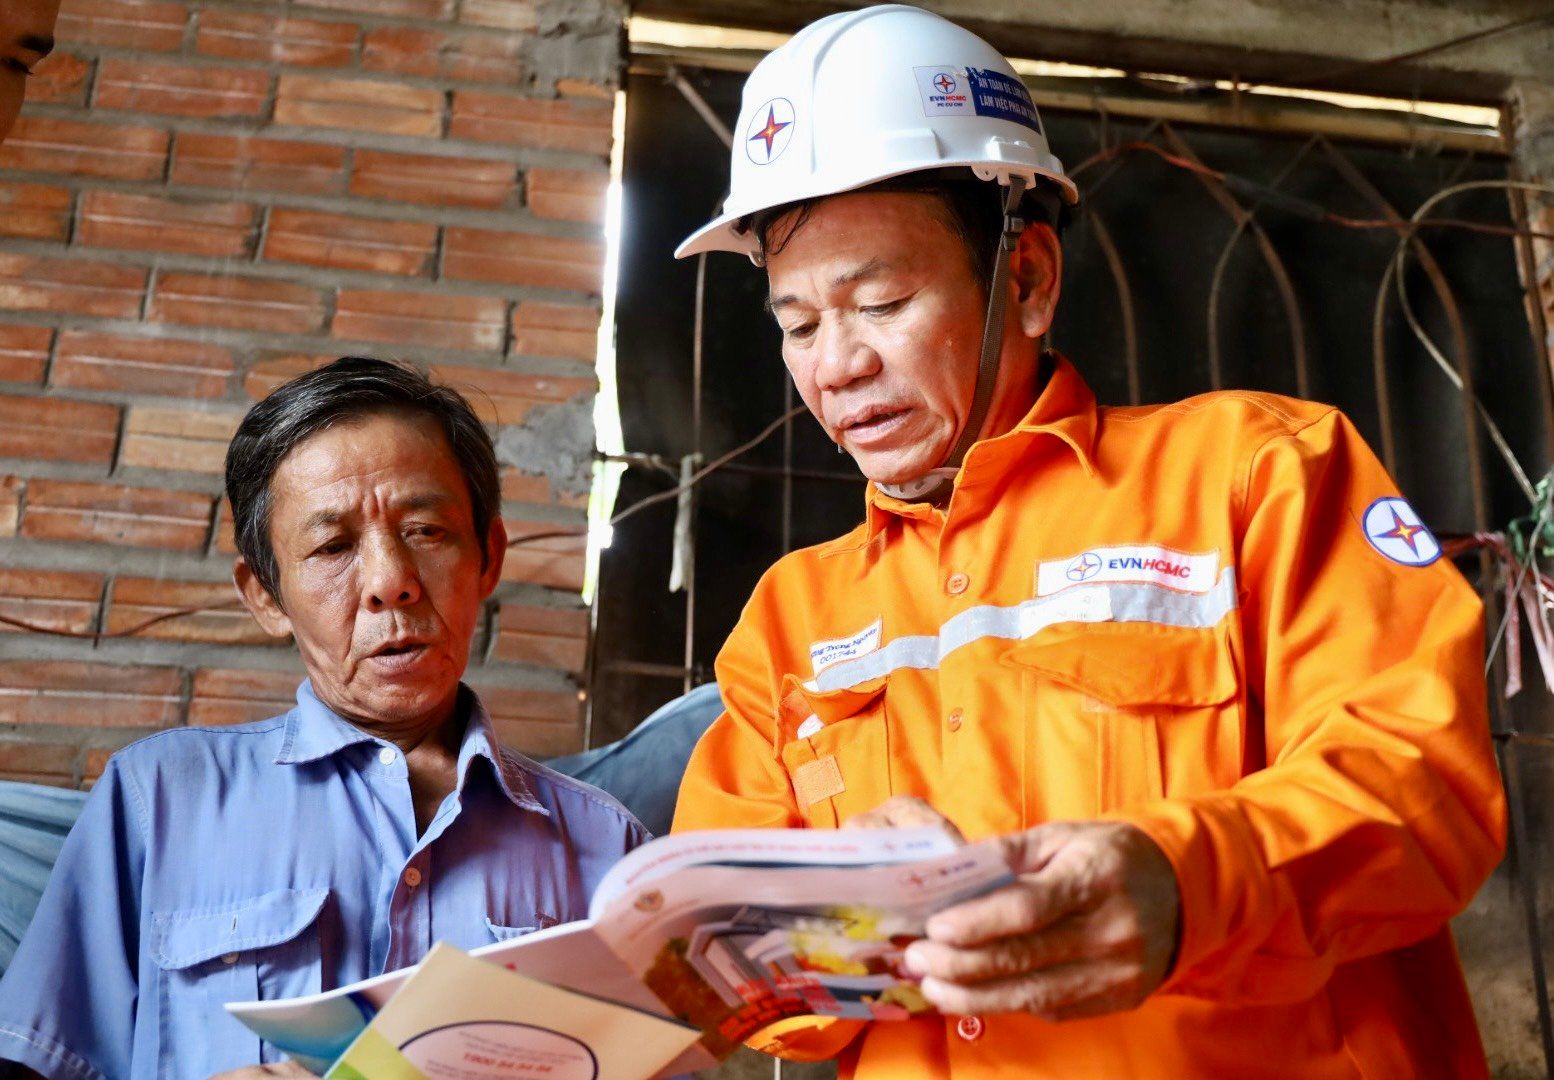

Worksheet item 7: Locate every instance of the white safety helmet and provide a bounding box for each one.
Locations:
[674,3,1077,262]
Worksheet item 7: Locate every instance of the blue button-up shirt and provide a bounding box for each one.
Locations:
[0,681,647,1080]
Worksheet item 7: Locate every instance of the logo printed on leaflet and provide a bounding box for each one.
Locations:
[1036,544,1219,596]
[809,618,883,676]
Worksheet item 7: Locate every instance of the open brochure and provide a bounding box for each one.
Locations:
[227,827,1014,1078]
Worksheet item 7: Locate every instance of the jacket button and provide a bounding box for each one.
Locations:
[956,1015,984,1041]
[221,952,239,965]
[403,867,423,887]
[946,709,963,732]
[946,572,969,596]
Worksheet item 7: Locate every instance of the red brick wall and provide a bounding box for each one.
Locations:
[0,0,619,786]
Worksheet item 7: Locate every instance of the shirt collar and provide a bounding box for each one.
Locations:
[275,681,549,817]
[861,352,1098,541]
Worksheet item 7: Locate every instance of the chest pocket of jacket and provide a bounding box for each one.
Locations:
[1005,622,1242,818]
[150,887,329,1077]
[776,675,891,829]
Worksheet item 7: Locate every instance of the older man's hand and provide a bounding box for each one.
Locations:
[844,794,965,842]
[210,1063,318,1079]
[903,820,1180,1021]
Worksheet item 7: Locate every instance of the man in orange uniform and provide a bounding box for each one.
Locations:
[672,6,1506,1078]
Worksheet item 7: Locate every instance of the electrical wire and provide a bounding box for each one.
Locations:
[0,406,813,641]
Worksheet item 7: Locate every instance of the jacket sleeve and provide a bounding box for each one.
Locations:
[672,610,867,1062]
[1114,407,1507,1005]
[0,759,147,1079]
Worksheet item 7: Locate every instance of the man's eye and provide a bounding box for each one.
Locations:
[313,539,351,556]
[408,525,446,542]
[861,299,905,317]
[781,323,816,341]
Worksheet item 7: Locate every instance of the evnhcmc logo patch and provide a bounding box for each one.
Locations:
[1362,497,1441,567]
[745,97,795,165]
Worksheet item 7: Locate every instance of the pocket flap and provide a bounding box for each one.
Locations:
[1005,624,1238,708]
[778,674,886,741]
[485,918,541,942]
[151,887,329,970]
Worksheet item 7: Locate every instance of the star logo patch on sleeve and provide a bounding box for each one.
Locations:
[1363,497,1442,567]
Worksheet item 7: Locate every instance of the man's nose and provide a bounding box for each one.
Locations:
[814,319,882,392]
[360,535,422,611]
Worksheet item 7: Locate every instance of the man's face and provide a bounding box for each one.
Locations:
[0,0,60,144]
[243,412,503,734]
[765,192,990,486]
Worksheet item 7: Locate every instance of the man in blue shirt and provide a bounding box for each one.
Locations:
[0,358,647,1079]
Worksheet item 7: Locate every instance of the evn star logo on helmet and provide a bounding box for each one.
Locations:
[745,98,795,165]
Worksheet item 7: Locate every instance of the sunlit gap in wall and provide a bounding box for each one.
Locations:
[583,88,629,604]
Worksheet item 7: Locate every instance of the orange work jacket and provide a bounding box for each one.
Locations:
[672,355,1506,1079]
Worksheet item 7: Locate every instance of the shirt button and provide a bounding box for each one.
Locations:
[946,709,963,733]
[946,572,970,596]
[221,952,239,965]
[378,746,397,766]
[956,1015,985,1041]
[403,867,422,887]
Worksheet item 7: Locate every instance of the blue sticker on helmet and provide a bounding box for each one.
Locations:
[965,67,1042,135]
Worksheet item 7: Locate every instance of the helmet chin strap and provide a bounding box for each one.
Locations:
[875,175,1028,503]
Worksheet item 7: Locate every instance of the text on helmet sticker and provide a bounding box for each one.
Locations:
[745,97,796,165]
[914,66,1042,135]
[1035,545,1220,597]
[1362,497,1441,567]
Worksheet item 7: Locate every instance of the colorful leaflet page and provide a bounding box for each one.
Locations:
[324,943,700,1080]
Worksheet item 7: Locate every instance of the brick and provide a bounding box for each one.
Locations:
[196,10,358,67]
[510,301,599,364]
[107,576,268,645]
[458,0,537,31]
[500,468,550,504]
[0,476,20,535]
[443,227,603,293]
[526,167,607,226]
[263,209,436,276]
[0,182,72,242]
[334,289,506,353]
[450,92,613,156]
[171,133,346,196]
[275,74,443,138]
[361,27,523,86]
[29,52,92,107]
[96,58,271,119]
[21,478,212,551]
[0,254,147,320]
[53,330,234,399]
[214,496,237,554]
[0,393,121,466]
[476,684,582,756]
[0,741,77,778]
[292,0,454,19]
[119,404,243,474]
[500,517,586,591]
[150,272,326,335]
[429,363,593,426]
[349,148,515,209]
[242,353,333,400]
[0,324,54,385]
[493,603,588,671]
[78,191,259,259]
[57,0,189,51]
[555,79,613,101]
[0,660,181,727]
[0,568,104,637]
[0,116,169,181]
[83,748,113,782]
[189,667,301,726]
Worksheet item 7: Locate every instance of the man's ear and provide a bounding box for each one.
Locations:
[233,557,293,639]
[1010,222,1062,340]
[479,515,508,599]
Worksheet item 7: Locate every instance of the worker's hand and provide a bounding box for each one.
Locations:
[844,794,965,843]
[903,820,1179,1021]
[209,1063,318,1079]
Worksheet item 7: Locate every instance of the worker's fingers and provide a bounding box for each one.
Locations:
[843,795,965,842]
[919,957,1143,1019]
[923,870,1089,948]
[903,912,1095,984]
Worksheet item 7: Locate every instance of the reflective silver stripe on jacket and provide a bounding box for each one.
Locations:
[807,568,1237,693]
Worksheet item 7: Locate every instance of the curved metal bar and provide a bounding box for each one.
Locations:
[1158,125,1310,398]
[1206,136,1321,392]
[1085,211,1141,403]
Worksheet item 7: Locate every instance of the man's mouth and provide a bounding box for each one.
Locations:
[838,404,910,444]
[365,639,433,670]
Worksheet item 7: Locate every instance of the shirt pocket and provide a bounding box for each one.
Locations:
[775,674,892,829]
[485,917,543,943]
[1005,623,1242,817]
[150,886,330,1077]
